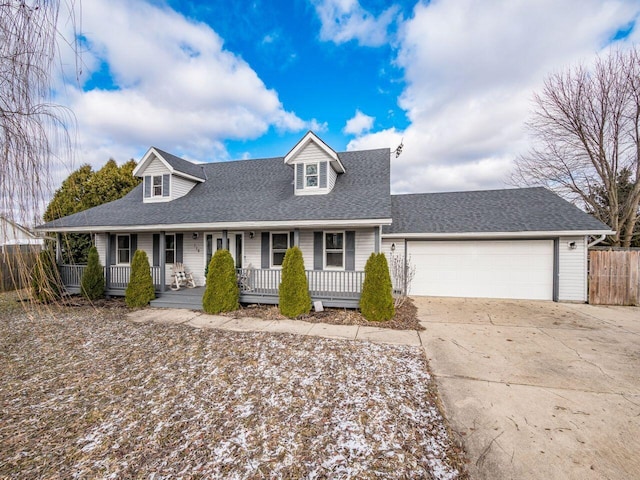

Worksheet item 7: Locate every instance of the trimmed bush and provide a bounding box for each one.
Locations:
[203,249,239,314]
[31,249,64,303]
[359,252,395,322]
[279,246,311,318]
[125,250,155,307]
[80,246,105,300]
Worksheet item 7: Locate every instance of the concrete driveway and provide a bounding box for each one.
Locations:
[414,297,640,480]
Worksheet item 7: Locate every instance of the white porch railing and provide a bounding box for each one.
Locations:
[59,265,363,303]
[236,268,364,300]
[59,264,162,291]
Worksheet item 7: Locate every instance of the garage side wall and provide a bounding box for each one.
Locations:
[558,236,587,302]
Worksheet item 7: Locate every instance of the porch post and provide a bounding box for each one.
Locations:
[294,228,300,247]
[222,230,228,250]
[55,233,62,264]
[105,232,111,289]
[159,231,166,291]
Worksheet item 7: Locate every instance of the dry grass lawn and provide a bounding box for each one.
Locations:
[0,294,466,479]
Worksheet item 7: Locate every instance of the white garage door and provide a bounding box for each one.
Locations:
[407,240,554,300]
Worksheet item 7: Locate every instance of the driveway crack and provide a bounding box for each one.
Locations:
[537,328,616,383]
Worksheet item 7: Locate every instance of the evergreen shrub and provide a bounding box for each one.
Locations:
[278,246,311,318]
[202,249,239,314]
[359,252,395,321]
[80,246,105,300]
[125,250,155,307]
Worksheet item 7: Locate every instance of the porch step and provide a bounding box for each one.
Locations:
[150,287,204,310]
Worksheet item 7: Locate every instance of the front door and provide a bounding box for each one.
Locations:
[205,233,243,272]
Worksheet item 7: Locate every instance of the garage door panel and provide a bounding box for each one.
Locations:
[407,240,554,300]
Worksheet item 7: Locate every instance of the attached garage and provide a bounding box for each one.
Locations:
[407,240,554,300]
[383,189,613,303]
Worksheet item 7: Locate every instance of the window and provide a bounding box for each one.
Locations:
[117,235,130,264]
[153,175,163,196]
[271,233,289,267]
[305,163,318,187]
[325,232,344,268]
[166,234,175,264]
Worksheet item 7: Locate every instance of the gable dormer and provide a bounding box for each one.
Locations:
[133,148,205,203]
[284,131,345,196]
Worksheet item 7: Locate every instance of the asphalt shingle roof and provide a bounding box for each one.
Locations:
[40,148,392,230]
[153,148,206,181]
[384,187,611,234]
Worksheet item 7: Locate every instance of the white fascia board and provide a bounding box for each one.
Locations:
[381,230,616,239]
[132,147,171,177]
[284,131,346,173]
[132,148,204,182]
[38,218,394,233]
[172,171,205,183]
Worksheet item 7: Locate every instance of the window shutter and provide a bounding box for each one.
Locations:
[313,231,323,270]
[345,231,355,271]
[144,176,151,198]
[289,231,295,248]
[162,174,170,197]
[296,164,304,190]
[130,234,138,257]
[152,234,159,266]
[320,161,327,188]
[176,233,183,263]
[109,234,116,265]
[261,232,270,269]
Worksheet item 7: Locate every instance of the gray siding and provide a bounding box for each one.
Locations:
[328,165,338,192]
[143,156,170,176]
[172,176,197,200]
[292,141,330,163]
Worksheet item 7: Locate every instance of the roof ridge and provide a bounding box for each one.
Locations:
[391,186,545,197]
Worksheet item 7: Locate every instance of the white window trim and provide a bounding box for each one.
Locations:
[116,234,130,265]
[270,231,290,269]
[324,230,345,270]
[305,162,319,189]
[145,174,171,201]
[165,233,176,264]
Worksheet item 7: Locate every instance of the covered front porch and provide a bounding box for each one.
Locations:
[59,264,365,308]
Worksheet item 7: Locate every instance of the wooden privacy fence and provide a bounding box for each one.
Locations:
[1,247,38,292]
[589,250,640,306]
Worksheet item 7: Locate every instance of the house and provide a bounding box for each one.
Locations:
[37,131,612,306]
[1,215,45,253]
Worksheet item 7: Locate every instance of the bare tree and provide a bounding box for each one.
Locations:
[388,250,416,308]
[1,0,77,296]
[512,48,640,247]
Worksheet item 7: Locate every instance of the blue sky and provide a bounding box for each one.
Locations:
[54,0,640,194]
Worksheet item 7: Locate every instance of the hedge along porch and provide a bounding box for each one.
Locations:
[58,226,381,308]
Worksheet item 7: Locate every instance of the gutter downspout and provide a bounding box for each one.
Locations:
[588,234,606,248]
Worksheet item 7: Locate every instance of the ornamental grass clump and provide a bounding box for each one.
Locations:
[278,246,311,318]
[203,249,239,314]
[31,249,64,303]
[80,246,104,300]
[359,252,395,322]
[125,250,155,307]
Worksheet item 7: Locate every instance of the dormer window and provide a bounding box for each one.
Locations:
[144,174,170,200]
[305,163,319,188]
[284,131,345,196]
[153,175,163,196]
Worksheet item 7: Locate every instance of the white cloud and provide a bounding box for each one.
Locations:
[311,0,399,47]
[54,0,319,172]
[350,0,640,193]
[343,110,375,135]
